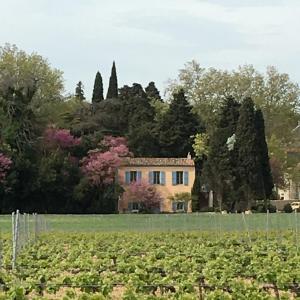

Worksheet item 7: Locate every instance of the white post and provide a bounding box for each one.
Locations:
[12,210,20,269]
[295,209,298,254]
[242,212,252,245]
[266,209,269,243]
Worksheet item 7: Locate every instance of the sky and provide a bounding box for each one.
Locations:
[1,0,300,99]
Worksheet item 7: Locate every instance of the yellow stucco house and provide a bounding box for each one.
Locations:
[118,157,195,213]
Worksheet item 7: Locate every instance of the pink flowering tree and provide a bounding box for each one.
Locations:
[122,181,162,212]
[81,136,131,186]
[44,126,81,150]
[0,153,12,183]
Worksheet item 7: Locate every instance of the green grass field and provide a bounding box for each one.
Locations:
[1,213,299,233]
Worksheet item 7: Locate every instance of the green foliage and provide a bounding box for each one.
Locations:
[145,81,162,101]
[192,133,209,158]
[255,109,274,198]
[204,97,240,211]
[1,231,300,299]
[283,203,293,213]
[75,81,85,101]
[92,71,104,104]
[106,61,118,99]
[167,61,300,141]
[236,98,264,208]
[158,89,202,157]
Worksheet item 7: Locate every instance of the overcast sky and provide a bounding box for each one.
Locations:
[1,0,300,99]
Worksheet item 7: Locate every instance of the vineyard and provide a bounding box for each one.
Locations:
[0,216,300,299]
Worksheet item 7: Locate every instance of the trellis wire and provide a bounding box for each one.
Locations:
[11,210,48,269]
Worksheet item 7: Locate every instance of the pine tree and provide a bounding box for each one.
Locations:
[235,97,264,209]
[92,71,104,104]
[106,61,118,99]
[158,89,201,157]
[255,109,274,199]
[145,81,162,101]
[75,81,85,101]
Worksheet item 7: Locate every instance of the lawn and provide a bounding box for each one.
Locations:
[1,213,299,233]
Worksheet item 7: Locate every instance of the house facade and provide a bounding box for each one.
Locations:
[118,157,195,213]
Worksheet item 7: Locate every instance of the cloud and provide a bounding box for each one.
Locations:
[1,0,300,98]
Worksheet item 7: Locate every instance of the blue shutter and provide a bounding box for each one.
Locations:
[172,172,177,185]
[125,171,130,184]
[128,202,133,211]
[172,201,177,212]
[160,171,165,185]
[184,171,189,186]
[149,171,154,184]
[137,171,142,182]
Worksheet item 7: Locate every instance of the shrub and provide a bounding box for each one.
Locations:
[283,203,293,213]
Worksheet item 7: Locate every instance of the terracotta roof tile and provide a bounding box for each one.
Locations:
[121,157,194,167]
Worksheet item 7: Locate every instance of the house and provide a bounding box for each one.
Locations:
[277,122,300,200]
[118,157,195,213]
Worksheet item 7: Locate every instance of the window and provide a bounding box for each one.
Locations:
[177,202,184,210]
[125,171,142,184]
[132,202,139,210]
[149,171,165,185]
[153,171,160,184]
[172,171,189,185]
[176,171,183,185]
[130,171,137,182]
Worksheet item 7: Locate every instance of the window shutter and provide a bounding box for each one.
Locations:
[125,171,130,184]
[184,171,189,186]
[160,171,165,185]
[128,202,133,211]
[172,201,177,212]
[149,171,154,184]
[137,171,142,182]
[172,172,177,185]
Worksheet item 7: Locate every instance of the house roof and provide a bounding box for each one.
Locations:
[121,157,195,167]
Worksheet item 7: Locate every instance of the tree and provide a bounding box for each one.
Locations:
[255,109,274,199]
[204,97,241,211]
[145,81,162,101]
[0,86,37,153]
[158,89,201,157]
[167,61,300,142]
[0,153,12,183]
[92,71,104,104]
[118,83,159,156]
[235,97,264,209]
[81,136,130,186]
[0,44,64,109]
[122,181,162,213]
[43,127,81,149]
[106,61,118,99]
[75,81,85,101]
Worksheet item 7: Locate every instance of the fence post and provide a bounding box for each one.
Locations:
[12,210,20,269]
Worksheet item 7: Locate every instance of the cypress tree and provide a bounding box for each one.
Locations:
[235,97,264,209]
[106,61,118,99]
[92,71,104,104]
[255,109,274,199]
[75,81,85,101]
[206,97,240,211]
[158,89,201,157]
[145,81,162,101]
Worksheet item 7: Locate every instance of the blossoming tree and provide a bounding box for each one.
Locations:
[122,180,162,212]
[81,136,131,186]
[0,153,12,183]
